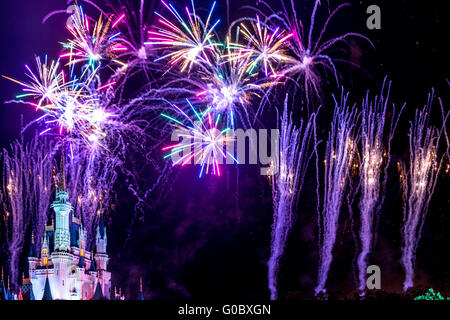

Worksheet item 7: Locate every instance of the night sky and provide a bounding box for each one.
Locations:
[0,0,448,299]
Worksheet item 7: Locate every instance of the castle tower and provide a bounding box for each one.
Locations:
[42,273,53,300]
[139,276,144,300]
[41,236,49,265]
[50,156,73,299]
[28,233,39,274]
[51,157,72,252]
[95,213,108,269]
[79,222,86,258]
[94,212,111,299]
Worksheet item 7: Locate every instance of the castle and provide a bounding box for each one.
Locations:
[26,163,111,300]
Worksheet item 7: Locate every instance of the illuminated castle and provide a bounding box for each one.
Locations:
[26,160,111,300]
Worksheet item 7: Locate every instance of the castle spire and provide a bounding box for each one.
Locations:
[18,286,23,300]
[93,273,104,300]
[52,151,72,252]
[139,276,144,300]
[29,232,37,257]
[42,269,53,300]
[58,153,66,191]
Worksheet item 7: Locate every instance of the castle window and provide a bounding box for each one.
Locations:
[43,249,47,255]
[43,258,47,265]
[80,249,84,257]
[62,280,64,286]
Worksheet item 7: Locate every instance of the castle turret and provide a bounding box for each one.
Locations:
[6,278,11,300]
[50,156,73,300]
[95,212,107,254]
[94,212,111,299]
[51,157,72,252]
[41,236,49,265]
[0,268,6,300]
[95,213,109,270]
[28,233,39,274]
[79,221,87,257]
[42,274,53,300]
[92,279,104,300]
[139,277,144,300]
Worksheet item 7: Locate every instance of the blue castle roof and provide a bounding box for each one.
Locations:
[78,255,84,268]
[0,280,6,300]
[29,240,37,258]
[42,276,53,300]
[92,282,104,300]
[90,259,96,272]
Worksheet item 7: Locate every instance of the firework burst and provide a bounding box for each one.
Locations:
[3,55,118,150]
[146,0,221,72]
[61,4,128,71]
[161,99,237,177]
[234,15,293,77]
[192,37,279,127]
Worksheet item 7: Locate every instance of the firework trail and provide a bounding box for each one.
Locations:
[398,91,449,291]
[161,99,238,177]
[357,79,404,292]
[28,136,58,253]
[268,96,317,300]
[315,90,359,295]
[105,0,160,81]
[0,138,33,290]
[0,132,59,290]
[260,0,373,109]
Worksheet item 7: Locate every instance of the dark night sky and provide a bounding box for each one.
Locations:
[0,0,448,299]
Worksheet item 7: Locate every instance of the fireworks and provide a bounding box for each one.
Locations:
[236,16,293,77]
[63,143,119,248]
[107,0,159,76]
[268,96,317,300]
[357,79,404,293]
[266,0,373,108]
[192,36,279,127]
[0,135,58,292]
[3,56,117,149]
[162,99,237,177]
[146,0,221,72]
[315,91,359,295]
[2,0,447,298]
[398,92,449,291]
[61,5,127,70]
